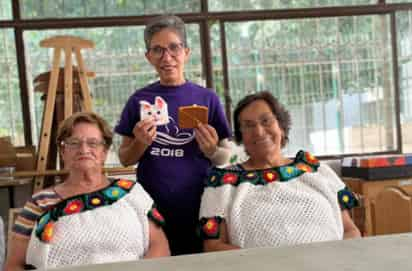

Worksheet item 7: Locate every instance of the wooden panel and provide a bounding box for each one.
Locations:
[371,187,412,235]
[34,48,61,192]
[0,137,17,167]
[345,178,412,200]
[40,36,94,49]
[344,177,412,236]
[74,48,93,111]
[64,46,73,118]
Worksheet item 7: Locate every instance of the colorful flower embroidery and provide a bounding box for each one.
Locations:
[286,167,295,174]
[91,197,102,205]
[87,193,105,208]
[206,172,221,187]
[148,206,165,227]
[152,208,164,222]
[338,187,359,210]
[116,179,134,190]
[35,178,136,243]
[296,163,313,173]
[222,173,238,185]
[244,172,257,179]
[203,219,218,235]
[204,150,319,188]
[37,212,51,230]
[64,199,84,215]
[103,187,126,200]
[199,216,222,239]
[305,152,319,165]
[42,221,54,242]
[242,171,259,184]
[279,166,299,179]
[263,170,278,183]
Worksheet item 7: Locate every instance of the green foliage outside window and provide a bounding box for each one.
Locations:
[0,29,24,145]
[209,0,375,11]
[20,0,200,18]
[0,0,12,20]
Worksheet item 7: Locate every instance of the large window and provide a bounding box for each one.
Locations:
[222,15,396,156]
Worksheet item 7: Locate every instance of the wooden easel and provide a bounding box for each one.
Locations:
[33,36,95,192]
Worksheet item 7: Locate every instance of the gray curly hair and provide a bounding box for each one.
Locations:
[144,14,187,50]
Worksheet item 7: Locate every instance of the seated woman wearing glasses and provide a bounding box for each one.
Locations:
[198,91,361,251]
[5,112,169,270]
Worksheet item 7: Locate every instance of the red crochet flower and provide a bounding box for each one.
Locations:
[117,179,133,189]
[151,208,164,223]
[305,152,319,165]
[203,218,219,236]
[222,173,238,185]
[296,163,312,173]
[64,199,84,215]
[42,221,54,242]
[263,170,278,183]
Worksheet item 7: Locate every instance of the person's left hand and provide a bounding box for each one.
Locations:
[195,123,219,158]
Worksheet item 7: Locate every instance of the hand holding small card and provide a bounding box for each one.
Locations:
[178,105,208,129]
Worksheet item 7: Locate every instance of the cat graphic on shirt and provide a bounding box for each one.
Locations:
[139,96,195,146]
[140,96,170,126]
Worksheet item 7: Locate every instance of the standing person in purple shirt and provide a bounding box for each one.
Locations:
[115,14,232,255]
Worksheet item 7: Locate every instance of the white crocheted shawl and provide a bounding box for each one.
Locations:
[200,163,345,248]
[26,182,153,269]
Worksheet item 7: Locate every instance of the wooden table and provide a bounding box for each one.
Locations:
[44,234,412,271]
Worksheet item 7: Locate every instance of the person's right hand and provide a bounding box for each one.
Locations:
[132,118,157,146]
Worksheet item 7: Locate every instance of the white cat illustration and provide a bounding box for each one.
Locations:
[140,96,170,126]
[139,96,195,146]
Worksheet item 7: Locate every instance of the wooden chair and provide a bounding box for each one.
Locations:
[370,186,412,235]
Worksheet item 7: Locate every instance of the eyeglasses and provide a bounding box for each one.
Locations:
[61,138,106,149]
[240,115,277,133]
[147,42,184,59]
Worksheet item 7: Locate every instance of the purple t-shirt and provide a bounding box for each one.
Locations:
[115,81,231,225]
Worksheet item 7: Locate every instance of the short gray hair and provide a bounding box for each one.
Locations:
[144,14,187,50]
